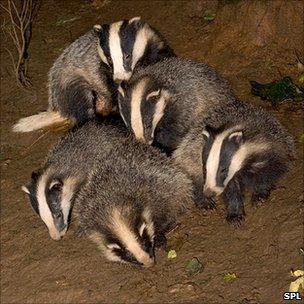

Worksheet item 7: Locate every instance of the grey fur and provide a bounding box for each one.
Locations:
[118,57,235,151]
[48,29,116,122]
[74,127,193,265]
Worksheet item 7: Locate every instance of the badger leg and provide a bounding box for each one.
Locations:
[251,184,274,206]
[154,234,167,247]
[221,178,245,224]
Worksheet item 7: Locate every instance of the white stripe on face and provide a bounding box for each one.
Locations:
[130,78,147,141]
[109,21,131,81]
[97,42,109,66]
[131,24,154,70]
[60,177,77,236]
[224,142,269,187]
[111,208,154,267]
[129,16,141,24]
[204,128,243,195]
[151,90,169,141]
[36,173,61,240]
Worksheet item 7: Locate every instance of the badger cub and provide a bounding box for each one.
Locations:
[13,17,175,133]
[22,118,127,240]
[117,58,235,151]
[74,131,193,267]
[173,100,294,223]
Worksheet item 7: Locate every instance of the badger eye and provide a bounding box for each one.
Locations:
[53,211,63,219]
[124,53,131,60]
[220,167,228,176]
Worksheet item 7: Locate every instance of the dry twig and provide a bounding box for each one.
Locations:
[0,0,40,87]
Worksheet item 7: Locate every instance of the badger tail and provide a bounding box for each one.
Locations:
[12,111,70,133]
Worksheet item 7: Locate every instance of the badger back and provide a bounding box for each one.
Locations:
[94,17,175,83]
[48,29,116,122]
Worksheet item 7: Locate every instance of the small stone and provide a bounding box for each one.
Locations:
[168,282,196,294]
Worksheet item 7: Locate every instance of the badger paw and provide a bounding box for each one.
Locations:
[226,214,245,226]
[154,234,167,248]
[251,191,270,207]
[196,196,216,210]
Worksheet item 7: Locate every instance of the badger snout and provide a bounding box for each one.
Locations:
[142,257,155,268]
[113,72,132,83]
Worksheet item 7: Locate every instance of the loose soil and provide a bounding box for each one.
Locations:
[1,1,303,303]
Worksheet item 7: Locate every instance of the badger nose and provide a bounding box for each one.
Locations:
[143,258,155,268]
[204,187,216,198]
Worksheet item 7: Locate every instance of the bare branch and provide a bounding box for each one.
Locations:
[1,0,40,87]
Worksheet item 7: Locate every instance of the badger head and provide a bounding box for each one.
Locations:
[117,76,170,145]
[94,17,173,83]
[201,125,270,197]
[22,169,78,240]
[88,207,155,267]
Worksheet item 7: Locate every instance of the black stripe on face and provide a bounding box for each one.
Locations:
[27,182,39,215]
[26,170,42,215]
[141,92,157,144]
[117,84,131,129]
[201,134,214,181]
[45,177,65,231]
[98,24,112,66]
[141,228,154,257]
[216,136,241,187]
[119,20,142,72]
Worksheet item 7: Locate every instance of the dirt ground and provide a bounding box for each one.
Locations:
[1,1,303,303]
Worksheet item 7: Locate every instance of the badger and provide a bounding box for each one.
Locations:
[13,17,175,133]
[21,117,128,240]
[173,100,294,223]
[74,129,193,267]
[117,57,235,152]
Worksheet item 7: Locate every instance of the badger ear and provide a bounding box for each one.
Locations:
[146,89,161,100]
[49,179,63,192]
[21,185,30,194]
[138,222,147,236]
[107,243,121,250]
[228,131,243,145]
[160,89,170,101]
[93,24,102,32]
[202,130,210,141]
[204,125,217,136]
[129,16,143,28]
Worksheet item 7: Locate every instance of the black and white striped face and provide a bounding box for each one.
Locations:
[22,170,77,240]
[89,208,155,267]
[94,17,162,83]
[117,77,170,145]
[201,126,245,197]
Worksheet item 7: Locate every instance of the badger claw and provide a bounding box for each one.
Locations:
[226,214,245,226]
[154,234,167,247]
[251,192,270,206]
[196,196,216,210]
